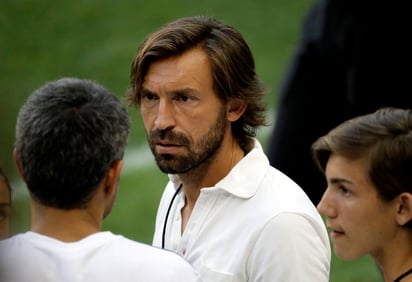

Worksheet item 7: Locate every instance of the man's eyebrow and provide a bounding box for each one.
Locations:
[0,203,11,208]
[140,88,156,96]
[141,87,199,96]
[171,88,198,95]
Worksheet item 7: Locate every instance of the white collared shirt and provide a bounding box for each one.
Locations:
[153,139,331,281]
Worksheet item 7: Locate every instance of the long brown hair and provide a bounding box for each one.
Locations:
[128,16,268,151]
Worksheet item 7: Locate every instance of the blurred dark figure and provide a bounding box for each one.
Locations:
[0,167,11,239]
[267,0,412,205]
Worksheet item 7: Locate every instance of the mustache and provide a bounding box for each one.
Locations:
[149,128,190,145]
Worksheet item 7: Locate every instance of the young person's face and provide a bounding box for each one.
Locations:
[139,47,228,174]
[317,153,398,260]
[0,178,11,239]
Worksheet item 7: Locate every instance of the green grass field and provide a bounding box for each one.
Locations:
[2,1,382,281]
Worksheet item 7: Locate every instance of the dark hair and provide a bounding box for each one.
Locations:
[312,107,412,203]
[15,78,130,209]
[128,16,267,151]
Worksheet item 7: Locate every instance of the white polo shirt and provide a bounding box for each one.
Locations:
[0,231,199,282]
[153,139,331,281]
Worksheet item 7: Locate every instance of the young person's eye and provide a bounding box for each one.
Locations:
[338,185,351,196]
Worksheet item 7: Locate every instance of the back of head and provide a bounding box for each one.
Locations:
[312,107,412,202]
[15,78,130,209]
[128,15,267,151]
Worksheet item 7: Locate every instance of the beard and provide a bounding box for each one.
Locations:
[147,106,227,174]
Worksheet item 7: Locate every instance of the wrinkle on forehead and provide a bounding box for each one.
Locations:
[143,47,213,92]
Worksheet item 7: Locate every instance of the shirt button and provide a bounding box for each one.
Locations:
[182,249,186,255]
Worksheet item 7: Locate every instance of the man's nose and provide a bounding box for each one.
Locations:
[154,99,176,131]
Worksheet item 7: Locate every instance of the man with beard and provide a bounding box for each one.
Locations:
[128,16,331,281]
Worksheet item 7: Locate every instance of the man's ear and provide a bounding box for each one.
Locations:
[396,192,412,226]
[227,99,247,122]
[13,148,25,181]
[103,160,123,196]
[102,160,123,219]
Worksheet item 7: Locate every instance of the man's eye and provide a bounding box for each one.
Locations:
[143,93,156,100]
[176,95,193,102]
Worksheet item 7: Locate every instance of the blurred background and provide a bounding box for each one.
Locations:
[0,1,382,281]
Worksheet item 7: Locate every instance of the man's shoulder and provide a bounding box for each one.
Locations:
[109,234,187,261]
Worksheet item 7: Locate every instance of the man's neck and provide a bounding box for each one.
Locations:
[179,137,245,200]
[178,138,246,233]
[30,203,102,242]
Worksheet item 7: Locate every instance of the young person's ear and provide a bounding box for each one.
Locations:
[13,148,25,181]
[226,99,247,122]
[396,192,412,226]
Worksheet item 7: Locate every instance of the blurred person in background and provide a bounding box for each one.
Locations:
[313,107,412,282]
[0,168,11,239]
[128,15,330,281]
[266,0,412,205]
[0,77,199,282]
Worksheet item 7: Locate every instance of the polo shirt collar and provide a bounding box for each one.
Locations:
[168,138,269,198]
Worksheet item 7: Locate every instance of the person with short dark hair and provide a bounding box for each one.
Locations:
[0,77,199,282]
[128,16,331,281]
[313,107,412,282]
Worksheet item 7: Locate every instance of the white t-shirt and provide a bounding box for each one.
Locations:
[0,231,199,282]
[153,139,331,281]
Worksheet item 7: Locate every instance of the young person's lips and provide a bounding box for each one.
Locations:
[328,226,345,238]
[325,222,344,237]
